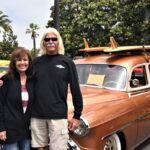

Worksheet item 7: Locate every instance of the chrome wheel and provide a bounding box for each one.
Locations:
[103,134,121,150]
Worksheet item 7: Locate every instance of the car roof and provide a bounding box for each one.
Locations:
[75,54,150,68]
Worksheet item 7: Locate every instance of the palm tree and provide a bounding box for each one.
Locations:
[54,0,60,30]
[0,11,12,32]
[26,23,40,57]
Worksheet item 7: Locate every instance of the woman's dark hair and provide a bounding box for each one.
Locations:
[7,47,33,79]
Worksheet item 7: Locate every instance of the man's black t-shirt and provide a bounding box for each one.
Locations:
[32,54,83,120]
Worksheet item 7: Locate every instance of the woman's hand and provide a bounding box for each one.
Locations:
[0,131,7,141]
[0,80,3,87]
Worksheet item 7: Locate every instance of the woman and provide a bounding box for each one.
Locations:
[0,47,34,150]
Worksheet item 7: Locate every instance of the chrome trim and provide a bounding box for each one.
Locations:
[68,139,80,150]
[80,116,89,128]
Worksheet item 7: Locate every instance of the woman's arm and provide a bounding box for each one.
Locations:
[0,77,7,133]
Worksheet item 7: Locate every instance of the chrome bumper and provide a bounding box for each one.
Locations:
[68,139,80,150]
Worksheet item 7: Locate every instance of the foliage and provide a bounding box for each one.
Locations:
[0,11,12,32]
[30,48,40,57]
[114,0,150,45]
[0,32,18,60]
[0,10,17,59]
[47,0,150,57]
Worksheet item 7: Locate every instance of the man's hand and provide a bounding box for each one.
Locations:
[68,118,80,131]
[0,131,7,141]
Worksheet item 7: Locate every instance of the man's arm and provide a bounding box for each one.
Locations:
[68,60,83,131]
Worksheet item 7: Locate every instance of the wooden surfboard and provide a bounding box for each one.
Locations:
[79,37,150,53]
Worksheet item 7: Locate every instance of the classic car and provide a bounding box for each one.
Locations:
[0,60,9,150]
[67,37,150,150]
[0,60,9,77]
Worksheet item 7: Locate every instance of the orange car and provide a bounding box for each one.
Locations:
[67,37,150,150]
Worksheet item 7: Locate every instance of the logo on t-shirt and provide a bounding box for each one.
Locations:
[56,65,65,69]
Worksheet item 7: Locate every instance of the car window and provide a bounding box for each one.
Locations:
[130,66,148,88]
[76,64,127,90]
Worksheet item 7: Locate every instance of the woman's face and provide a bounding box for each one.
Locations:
[15,54,29,74]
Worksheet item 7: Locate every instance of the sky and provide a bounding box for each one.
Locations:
[0,0,54,50]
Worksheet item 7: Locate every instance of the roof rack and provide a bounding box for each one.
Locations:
[79,37,150,53]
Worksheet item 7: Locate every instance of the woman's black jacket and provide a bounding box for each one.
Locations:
[0,75,34,144]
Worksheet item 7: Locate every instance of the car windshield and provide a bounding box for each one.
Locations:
[76,64,127,90]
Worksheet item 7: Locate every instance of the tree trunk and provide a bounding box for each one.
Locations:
[144,7,150,45]
[54,0,60,31]
[33,38,36,57]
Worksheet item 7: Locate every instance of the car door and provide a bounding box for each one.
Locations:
[130,65,150,144]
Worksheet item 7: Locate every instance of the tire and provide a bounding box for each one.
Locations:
[103,133,121,150]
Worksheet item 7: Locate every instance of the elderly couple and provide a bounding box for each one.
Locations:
[0,27,83,150]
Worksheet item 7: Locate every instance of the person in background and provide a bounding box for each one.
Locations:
[0,47,34,150]
[31,27,83,150]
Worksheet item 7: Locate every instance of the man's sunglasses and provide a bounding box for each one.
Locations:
[44,37,58,42]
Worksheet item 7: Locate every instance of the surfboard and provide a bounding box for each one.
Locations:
[79,47,108,52]
[79,37,150,53]
[104,46,150,52]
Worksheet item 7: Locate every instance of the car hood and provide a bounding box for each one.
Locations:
[68,86,135,127]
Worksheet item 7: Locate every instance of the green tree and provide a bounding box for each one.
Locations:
[30,48,40,57]
[113,0,150,45]
[47,0,120,57]
[0,11,12,33]
[0,31,18,59]
[0,11,18,59]
[47,0,150,57]
[26,23,40,57]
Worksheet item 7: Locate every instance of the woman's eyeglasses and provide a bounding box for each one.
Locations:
[44,37,58,42]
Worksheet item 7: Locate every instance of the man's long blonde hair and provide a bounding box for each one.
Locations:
[40,27,65,55]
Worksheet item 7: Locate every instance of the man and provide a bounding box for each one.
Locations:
[31,27,83,150]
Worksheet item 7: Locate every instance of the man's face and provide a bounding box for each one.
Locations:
[43,33,59,55]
